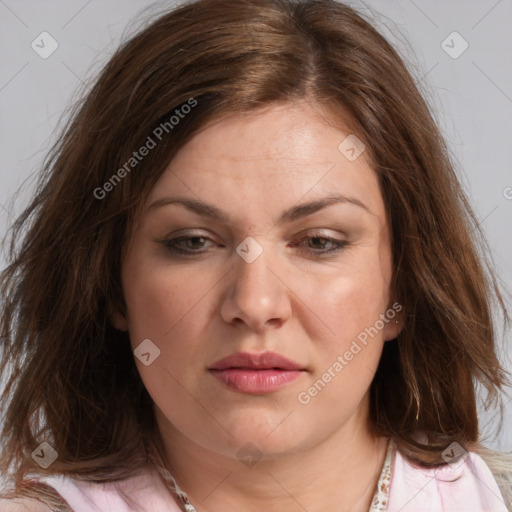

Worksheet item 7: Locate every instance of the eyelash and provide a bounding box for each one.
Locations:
[159,233,349,258]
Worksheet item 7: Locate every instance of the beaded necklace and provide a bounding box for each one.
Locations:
[146,437,395,512]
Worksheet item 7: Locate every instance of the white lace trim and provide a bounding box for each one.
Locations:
[149,437,395,512]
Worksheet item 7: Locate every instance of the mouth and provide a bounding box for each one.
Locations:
[208,351,307,394]
[208,351,305,371]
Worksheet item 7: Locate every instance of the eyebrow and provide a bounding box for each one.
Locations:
[147,193,371,224]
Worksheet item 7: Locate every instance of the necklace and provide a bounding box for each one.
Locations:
[146,438,198,511]
[146,436,394,512]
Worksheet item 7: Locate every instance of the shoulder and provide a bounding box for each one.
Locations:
[474,445,512,477]
[0,497,53,511]
[473,445,512,509]
[0,478,71,511]
[5,465,184,512]
[388,444,511,512]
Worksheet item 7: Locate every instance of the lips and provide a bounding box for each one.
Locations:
[208,351,304,371]
[208,351,306,394]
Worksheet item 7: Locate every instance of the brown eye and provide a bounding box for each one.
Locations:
[293,235,349,256]
[160,235,215,256]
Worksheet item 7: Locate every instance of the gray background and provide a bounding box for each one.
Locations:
[1,0,511,451]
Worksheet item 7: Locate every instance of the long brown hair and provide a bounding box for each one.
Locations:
[1,0,510,491]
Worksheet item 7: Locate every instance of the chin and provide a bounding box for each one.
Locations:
[219,418,308,458]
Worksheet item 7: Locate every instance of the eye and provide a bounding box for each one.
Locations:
[159,234,215,256]
[292,234,349,257]
[158,232,349,258]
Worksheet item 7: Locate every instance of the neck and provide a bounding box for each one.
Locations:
[153,406,389,512]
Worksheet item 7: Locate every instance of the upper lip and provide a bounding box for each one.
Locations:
[208,351,305,371]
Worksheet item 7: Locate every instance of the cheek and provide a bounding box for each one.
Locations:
[121,255,218,390]
[297,248,391,401]
[309,252,391,344]
[122,254,208,343]
[121,260,213,415]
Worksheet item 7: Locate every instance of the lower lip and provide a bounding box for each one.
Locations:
[209,369,304,394]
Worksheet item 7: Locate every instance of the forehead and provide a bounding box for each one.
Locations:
[145,101,386,222]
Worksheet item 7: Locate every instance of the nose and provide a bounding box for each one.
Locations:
[220,241,292,332]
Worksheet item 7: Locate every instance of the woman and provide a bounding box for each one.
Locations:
[1,0,511,510]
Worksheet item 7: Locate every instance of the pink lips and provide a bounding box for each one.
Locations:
[208,351,306,394]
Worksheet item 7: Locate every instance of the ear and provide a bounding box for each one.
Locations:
[108,301,129,332]
[383,302,404,341]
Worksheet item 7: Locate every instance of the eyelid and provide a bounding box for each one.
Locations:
[158,229,350,258]
[160,227,347,244]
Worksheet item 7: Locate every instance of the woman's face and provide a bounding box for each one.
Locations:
[116,101,399,460]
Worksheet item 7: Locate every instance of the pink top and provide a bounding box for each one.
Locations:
[387,448,508,511]
[35,465,182,512]
[30,439,508,511]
